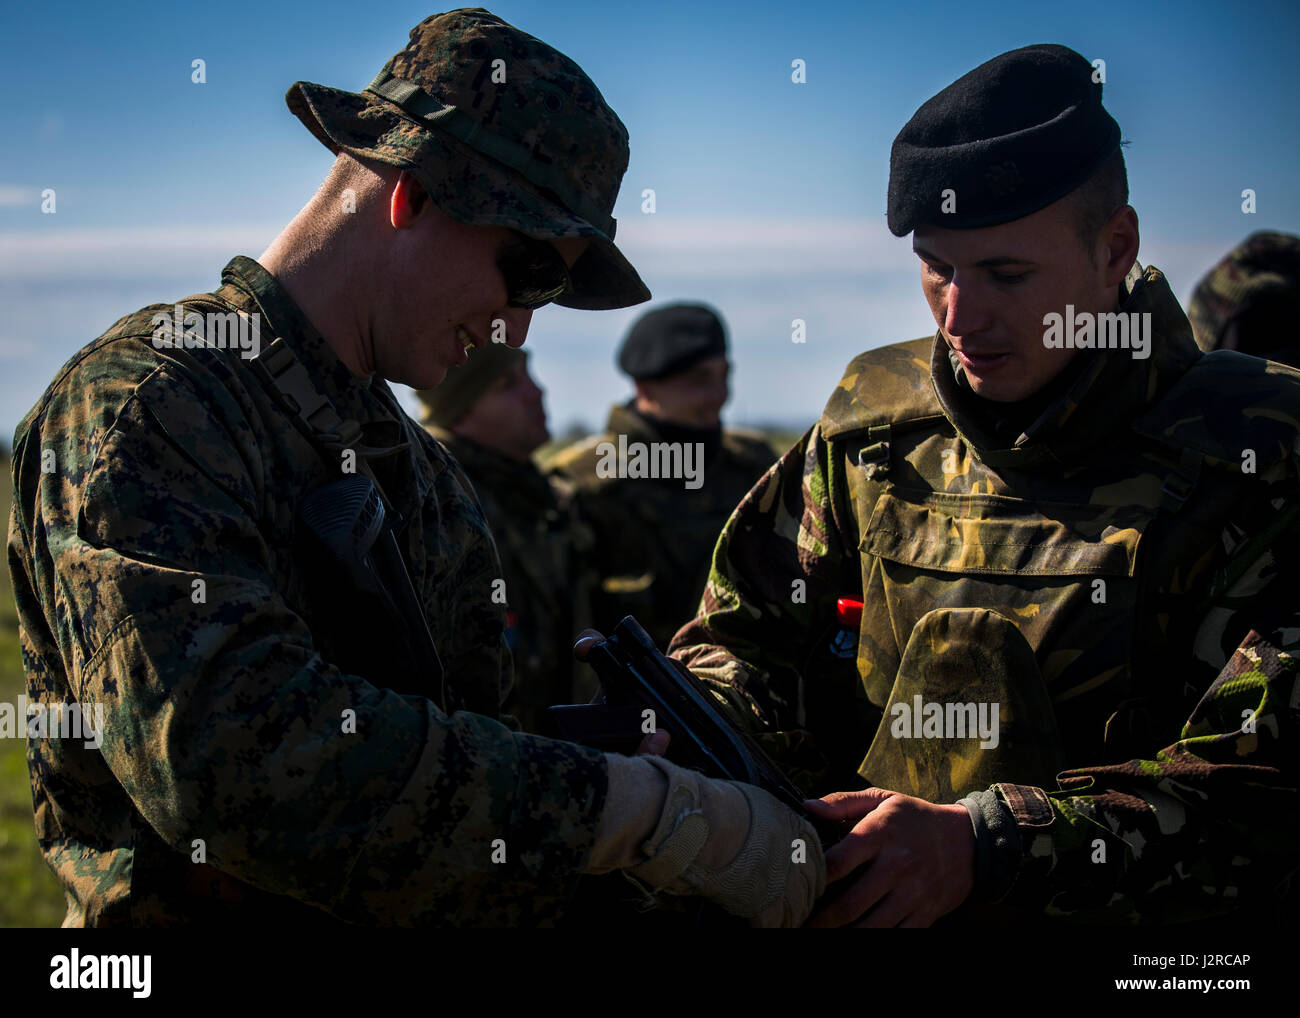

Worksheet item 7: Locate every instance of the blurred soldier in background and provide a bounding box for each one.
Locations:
[1186,230,1300,369]
[549,304,776,650]
[419,343,597,733]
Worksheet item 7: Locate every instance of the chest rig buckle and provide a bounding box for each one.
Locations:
[856,425,893,480]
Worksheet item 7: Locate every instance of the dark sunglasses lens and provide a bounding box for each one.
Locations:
[500,237,570,309]
[507,282,567,309]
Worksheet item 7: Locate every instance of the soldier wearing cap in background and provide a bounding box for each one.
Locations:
[549,303,776,650]
[417,343,598,735]
[670,43,1300,926]
[1187,230,1300,370]
[7,9,823,926]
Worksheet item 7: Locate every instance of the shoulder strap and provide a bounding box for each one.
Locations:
[179,295,399,503]
[179,294,453,705]
[1154,445,1204,515]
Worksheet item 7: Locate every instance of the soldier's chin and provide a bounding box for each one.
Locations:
[966,373,1034,403]
[408,361,450,392]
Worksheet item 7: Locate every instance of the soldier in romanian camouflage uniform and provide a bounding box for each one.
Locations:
[670,44,1300,926]
[418,343,597,734]
[1186,230,1300,369]
[6,9,823,927]
[550,304,775,650]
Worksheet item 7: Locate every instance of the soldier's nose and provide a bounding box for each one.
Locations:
[944,279,989,338]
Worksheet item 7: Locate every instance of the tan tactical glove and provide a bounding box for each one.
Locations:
[587,753,826,927]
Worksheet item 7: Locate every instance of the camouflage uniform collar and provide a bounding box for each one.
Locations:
[431,428,553,509]
[605,401,662,442]
[217,256,413,459]
[933,263,1200,469]
[605,402,725,458]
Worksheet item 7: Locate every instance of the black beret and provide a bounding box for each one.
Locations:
[888,44,1121,236]
[617,303,727,381]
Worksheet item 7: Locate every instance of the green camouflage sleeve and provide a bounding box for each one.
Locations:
[669,423,867,794]
[972,506,1300,923]
[9,346,607,925]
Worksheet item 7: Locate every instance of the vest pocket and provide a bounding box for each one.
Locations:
[856,489,1153,776]
[859,607,1065,800]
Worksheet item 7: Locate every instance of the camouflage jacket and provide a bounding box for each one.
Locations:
[429,429,598,733]
[6,256,607,927]
[670,265,1300,923]
[549,403,775,649]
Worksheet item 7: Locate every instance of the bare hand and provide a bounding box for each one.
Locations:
[572,629,605,662]
[636,729,670,756]
[802,788,975,927]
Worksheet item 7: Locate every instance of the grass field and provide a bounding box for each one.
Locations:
[0,455,68,927]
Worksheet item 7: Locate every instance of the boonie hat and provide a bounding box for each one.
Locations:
[287,7,650,310]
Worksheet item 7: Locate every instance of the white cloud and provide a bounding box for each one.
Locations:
[616,216,910,278]
[0,186,37,208]
[0,219,1234,439]
[0,217,907,282]
[0,218,1221,295]
[0,225,281,280]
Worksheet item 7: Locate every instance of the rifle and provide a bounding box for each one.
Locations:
[296,473,454,709]
[549,616,839,847]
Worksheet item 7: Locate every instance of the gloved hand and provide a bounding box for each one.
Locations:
[587,753,826,927]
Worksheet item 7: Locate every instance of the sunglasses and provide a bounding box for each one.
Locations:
[497,231,573,309]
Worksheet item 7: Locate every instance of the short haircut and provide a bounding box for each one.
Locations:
[1069,148,1129,253]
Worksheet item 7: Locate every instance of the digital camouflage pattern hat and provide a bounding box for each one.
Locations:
[287,7,650,311]
[1186,231,1300,366]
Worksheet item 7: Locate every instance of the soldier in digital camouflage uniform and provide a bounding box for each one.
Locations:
[1186,230,1300,370]
[6,8,824,927]
[417,342,598,734]
[549,304,776,650]
[670,44,1300,926]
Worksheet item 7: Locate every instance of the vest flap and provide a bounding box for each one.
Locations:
[820,337,943,440]
[862,491,1144,577]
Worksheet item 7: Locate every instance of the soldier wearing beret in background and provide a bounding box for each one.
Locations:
[670,43,1300,926]
[1187,230,1300,370]
[549,303,776,650]
[417,344,598,735]
[7,8,824,927]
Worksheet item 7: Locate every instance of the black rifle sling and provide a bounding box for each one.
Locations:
[176,294,452,707]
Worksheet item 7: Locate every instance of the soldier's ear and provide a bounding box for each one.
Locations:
[390,171,431,229]
[1100,205,1139,288]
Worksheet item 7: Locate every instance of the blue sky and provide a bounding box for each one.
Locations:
[3,0,1298,441]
